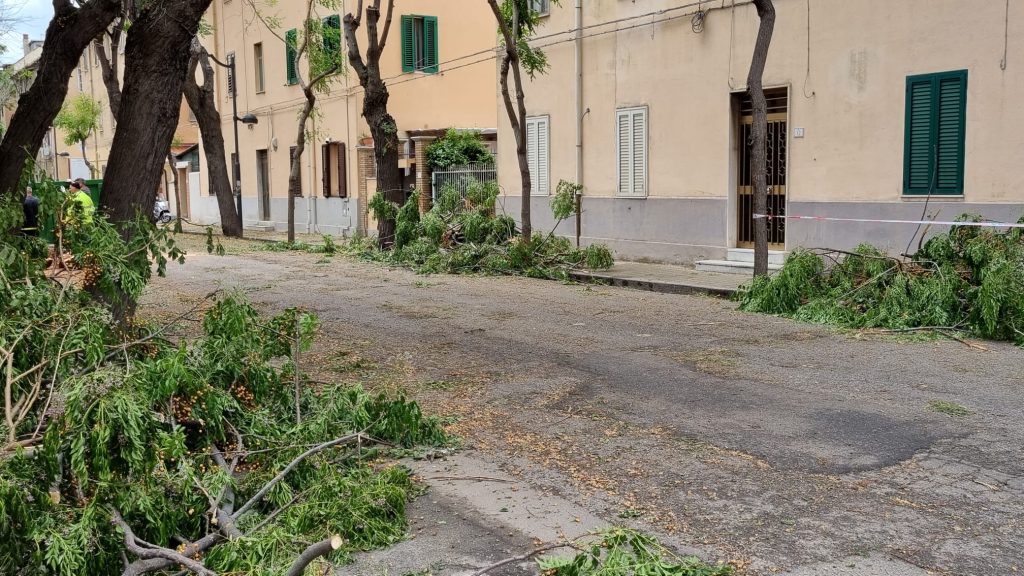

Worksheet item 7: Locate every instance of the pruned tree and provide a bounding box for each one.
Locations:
[248,0,343,243]
[486,0,555,240]
[92,0,134,120]
[343,0,402,247]
[52,94,102,178]
[183,38,243,237]
[102,0,213,227]
[747,0,776,277]
[0,0,121,199]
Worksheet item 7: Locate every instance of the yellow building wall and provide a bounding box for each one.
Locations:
[498,0,1024,205]
[209,0,498,231]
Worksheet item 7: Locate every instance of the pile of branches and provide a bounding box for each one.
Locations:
[0,185,447,575]
[358,180,613,280]
[738,215,1024,344]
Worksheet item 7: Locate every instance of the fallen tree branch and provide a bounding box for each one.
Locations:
[469,542,582,576]
[111,509,217,576]
[232,432,365,519]
[284,535,343,576]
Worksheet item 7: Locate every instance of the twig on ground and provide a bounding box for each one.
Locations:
[469,542,583,576]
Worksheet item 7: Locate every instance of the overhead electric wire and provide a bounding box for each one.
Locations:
[234,0,753,117]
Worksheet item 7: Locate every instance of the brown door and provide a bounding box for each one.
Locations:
[737,88,788,249]
[256,149,270,221]
[176,167,190,219]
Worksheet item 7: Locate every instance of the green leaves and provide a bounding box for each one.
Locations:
[425,129,495,171]
[538,528,733,576]
[53,95,103,147]
[739,218,1024,344]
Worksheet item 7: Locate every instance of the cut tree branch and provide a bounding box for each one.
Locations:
[284,535,343,576]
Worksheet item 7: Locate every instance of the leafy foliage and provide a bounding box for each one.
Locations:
[424,129,494,171]
[538,529,733,576]
[497,0,561,78]
[0,175,446,575]
[354,181,612,280]
[53,94,102,147]
[738,215,1024,344]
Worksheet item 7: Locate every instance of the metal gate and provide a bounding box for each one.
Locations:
[737,88,788,249]
[431,162,497,200]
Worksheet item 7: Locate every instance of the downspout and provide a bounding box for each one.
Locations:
[308,114,315,233]
[574,0,584,247]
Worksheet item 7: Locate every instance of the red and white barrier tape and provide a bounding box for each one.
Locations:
[753,214,1024,229]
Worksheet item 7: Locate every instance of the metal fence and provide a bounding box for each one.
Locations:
[431,162,497,200]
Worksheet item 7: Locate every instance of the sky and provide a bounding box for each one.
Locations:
[1,0,53,65]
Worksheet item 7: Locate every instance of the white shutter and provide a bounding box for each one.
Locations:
[631,109,647,196]
[526,119,538,189]
[537,117,549,195]
[617,110,631,195]
[617,107,648,196]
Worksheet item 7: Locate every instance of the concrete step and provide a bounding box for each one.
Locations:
[249,221,276,232]
[695,259,783,275]
[726,248,787,265]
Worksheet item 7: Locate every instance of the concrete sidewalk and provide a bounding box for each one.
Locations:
[569,261,750,297]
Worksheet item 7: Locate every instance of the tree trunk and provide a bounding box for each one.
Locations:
[0,0,120,198]
[487,0,532,239]
[102,0,213,226]
[183,40,242,237]
[747,0,776,278]
[288,97,316,244]
[93,24,123,119]
[80,140,96,178]
[343,1,402,248]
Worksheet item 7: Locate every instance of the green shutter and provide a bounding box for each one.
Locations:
[400,16,414,72]
[903,70,967,195]
[285,28,298,85]
[323,15,341,55]
[424,16,439,74]
[935,73,967,193]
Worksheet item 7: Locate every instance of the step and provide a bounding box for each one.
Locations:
[249,221,277,232]
[726,248,787,265]
[695,259,783,275]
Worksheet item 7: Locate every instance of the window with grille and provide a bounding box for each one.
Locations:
[530,0,550,15]
[616,107,648,197]
[525,116,550,195]
[903,70,967,196]
[290,146,303,196]
[400,15,438,74]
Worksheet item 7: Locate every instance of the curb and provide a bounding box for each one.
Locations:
[568,270,738,298]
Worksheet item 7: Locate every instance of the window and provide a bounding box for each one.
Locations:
[322,15,341,54]
[226,52,236,97]
[525,116,550,195]
[285,29,299,85]
[616,107,648,197]
[530,0,550,15]
[254,43,265,93]
[903,70,967,196]
[289,146,302,196]
[401,15,438,74]
[77,66,83,91]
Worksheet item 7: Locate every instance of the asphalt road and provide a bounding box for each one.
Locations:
[143,238,1024,575]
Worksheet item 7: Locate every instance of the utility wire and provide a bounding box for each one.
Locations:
[233,0,753,118]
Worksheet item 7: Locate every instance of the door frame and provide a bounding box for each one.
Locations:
[256,149,270,221]
[728,84,791,251]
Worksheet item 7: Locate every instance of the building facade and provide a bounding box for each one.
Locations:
[496,0,1024,266]
[206,0,498,236]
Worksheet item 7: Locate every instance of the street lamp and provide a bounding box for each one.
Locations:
[211,52,258,235]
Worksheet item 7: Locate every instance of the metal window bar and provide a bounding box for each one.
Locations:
[431,162,497,201]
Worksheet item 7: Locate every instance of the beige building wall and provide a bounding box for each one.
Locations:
[207,0,498,234]
[497,0,1024,262]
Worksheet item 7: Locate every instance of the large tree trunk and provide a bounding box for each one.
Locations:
[487,0,532,239]
[0,0,121,198]
[103,0,212,226]
[183,40,242,237]
[747,0,776,277]
[93,22,123,119]
[343,0,402,248]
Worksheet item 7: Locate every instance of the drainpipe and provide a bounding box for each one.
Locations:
[574,0,584,247]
